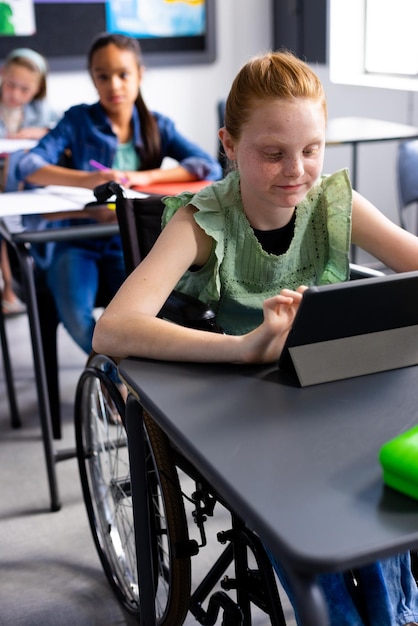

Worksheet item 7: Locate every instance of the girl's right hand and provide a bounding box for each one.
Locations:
[240,286,307,364]
[85,169,128,188]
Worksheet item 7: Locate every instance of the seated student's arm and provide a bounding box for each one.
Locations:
[25,162,129,189]
[8,127,49,140]
[8,102,62,140]
[122,164,198,189]
[351,190,418,272]
[134,112,223,184]
[122,115,223,188]
[17,109,129,189]
[93,204,304,364]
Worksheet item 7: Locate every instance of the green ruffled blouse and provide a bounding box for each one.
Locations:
[162,169,352,335]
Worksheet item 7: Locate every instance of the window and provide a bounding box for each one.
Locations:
[329,0,418,90]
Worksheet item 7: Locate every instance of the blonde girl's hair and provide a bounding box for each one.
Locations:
[4,48,48,100]
[224,49,327,141]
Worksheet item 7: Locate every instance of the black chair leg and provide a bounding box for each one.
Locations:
[37,288,61,439]
[0,302,21,428]
[15,245,61,511]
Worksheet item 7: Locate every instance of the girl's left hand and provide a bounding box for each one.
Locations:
[120,170,154,188]
[7,127,48,140]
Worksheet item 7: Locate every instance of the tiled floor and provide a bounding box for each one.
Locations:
[0,311,297,626]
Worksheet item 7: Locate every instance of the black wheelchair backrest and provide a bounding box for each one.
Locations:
[93,182,165,276]
[116,194,166,276]
[93,182,222,333]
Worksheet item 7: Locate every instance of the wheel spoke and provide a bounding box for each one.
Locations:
[75,354,191,623]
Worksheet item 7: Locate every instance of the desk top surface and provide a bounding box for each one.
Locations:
[0,138,36,156]
[326,116,418,145]
[0,181,213,218]
[119,358,418,574]
[134,180,212,195]
[0,185,147,217]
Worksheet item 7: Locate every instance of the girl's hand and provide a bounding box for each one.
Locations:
[7,127,48,140]
[84,170,130,188]
[116,167,199,189]
[121,170,154,188]
[240,286,307,364]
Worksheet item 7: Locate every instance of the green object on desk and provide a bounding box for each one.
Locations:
[379,425,418,500]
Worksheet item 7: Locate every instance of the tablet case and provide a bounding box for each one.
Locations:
[278,271,418,386]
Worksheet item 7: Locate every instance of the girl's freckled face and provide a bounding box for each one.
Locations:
[232,98,326,216]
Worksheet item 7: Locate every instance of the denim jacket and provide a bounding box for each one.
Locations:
[15,101,222,183]
[5,102,222,268]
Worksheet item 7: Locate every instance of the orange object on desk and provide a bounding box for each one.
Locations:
[133,180,213,196]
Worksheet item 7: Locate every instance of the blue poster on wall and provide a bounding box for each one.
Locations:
[105,0,206,38]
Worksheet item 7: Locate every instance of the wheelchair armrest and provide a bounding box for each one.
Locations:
[159,290,223,334]
[349,263,385,280]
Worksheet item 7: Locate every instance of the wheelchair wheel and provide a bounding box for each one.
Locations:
[75,353,191,624]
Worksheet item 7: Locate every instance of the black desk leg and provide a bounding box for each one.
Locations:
[18,246,61,512]
[125,393,157,626]
[284,566,330,626]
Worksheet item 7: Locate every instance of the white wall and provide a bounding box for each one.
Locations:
[46,0,418,264]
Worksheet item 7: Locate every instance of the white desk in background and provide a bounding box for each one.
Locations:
[0,138,37,157]
[326,117,418,191]
[0,186,145,511]
[326,117,418,262]
[0,184,133,216]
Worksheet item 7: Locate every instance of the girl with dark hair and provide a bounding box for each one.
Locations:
[13,32,221,354]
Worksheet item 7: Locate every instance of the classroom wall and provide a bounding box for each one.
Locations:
[47,0,270,160]
[46,0,418,264]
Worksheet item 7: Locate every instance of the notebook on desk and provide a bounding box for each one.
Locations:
[278,271,418,386]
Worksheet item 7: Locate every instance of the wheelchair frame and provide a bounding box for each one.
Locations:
[74,183,385,624]
[75,352,289,625]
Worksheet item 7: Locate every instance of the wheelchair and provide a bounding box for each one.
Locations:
[74,182,384,625]
[75,351,289,625]
[75,352,192,623]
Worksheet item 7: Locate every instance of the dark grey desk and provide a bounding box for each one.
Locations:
[119,358,418,626]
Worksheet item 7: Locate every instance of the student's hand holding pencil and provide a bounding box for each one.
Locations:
[89,159,129,185]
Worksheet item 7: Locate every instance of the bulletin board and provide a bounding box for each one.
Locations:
[0,0,216,71]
